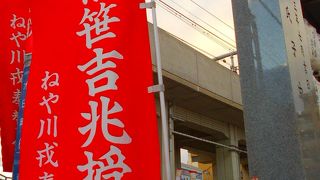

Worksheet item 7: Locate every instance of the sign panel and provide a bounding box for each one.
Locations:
[304,20,320,71]
[0,0,31,172]
[279,0,320,177]
[176,169,203,180]
[279,0,314,111]
[19,0,160,179]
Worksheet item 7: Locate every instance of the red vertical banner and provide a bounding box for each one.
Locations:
[19,0,160,179]
[0,0,31,172]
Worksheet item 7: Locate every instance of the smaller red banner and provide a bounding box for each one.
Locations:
[0,0,31,172]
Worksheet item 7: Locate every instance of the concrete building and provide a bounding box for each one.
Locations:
[148,24,248,180]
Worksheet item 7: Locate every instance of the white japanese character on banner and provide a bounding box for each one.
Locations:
[82,0,98,5]
[10,68,23,85]
[77,146,132,180]
[78,48,123,96]
[38,116,58,139]
[10,32,27,48]
[39,172,54,180]
[10,14,32,48]
[10,14,26,29]
[41,71,60,90]
[79,96,131,147]
[12,110,18,121]
[10,50,25,64]
[79,101,99,147]
[39,93,59,114]
[36,142,59,168]
[76,3,120,49]
[12,89,21,105]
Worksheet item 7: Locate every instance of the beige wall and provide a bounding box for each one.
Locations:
[148,24,242,110]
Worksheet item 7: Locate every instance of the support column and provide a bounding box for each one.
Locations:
[216,125,240,180]
[174,144,181,170]
[169,105,176,179]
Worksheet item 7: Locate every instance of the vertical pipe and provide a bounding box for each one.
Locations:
[151,1,172,179]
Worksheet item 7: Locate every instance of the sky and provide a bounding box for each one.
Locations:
[146,0,237,68]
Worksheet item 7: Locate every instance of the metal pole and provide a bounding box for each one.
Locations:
[212,51,237,61]
[151,1,172,179]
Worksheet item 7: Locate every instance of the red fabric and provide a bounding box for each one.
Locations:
[0,0,31,172]
[19,0,160,179]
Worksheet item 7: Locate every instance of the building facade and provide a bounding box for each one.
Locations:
[149,24,248,180]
